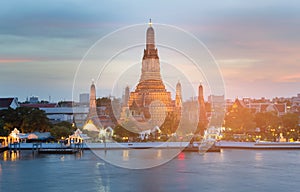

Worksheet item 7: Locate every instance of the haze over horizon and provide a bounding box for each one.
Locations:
[1,0,299,102]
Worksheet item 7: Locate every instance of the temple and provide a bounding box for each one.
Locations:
[83,81,101,132]
[125,21,182,130]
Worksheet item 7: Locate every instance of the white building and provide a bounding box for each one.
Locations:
[41,106,89,126]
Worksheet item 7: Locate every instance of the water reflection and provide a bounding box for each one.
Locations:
[123,150,129,161]
[75,150,83,159]
[93,148,181,169]
[1,150,300,192]
[94,162,110,192]
[255,152,263,161]
[2,151,20,161]
[177,152,185,160]
[157,149,162,158]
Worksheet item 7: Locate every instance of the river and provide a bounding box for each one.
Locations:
[1,149,300,192]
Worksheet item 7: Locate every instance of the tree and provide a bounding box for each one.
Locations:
[224,108,256,134]
[281,113,299,141]
[160,112,180,135]
[0,107,50,134]
[0,118,9,136]
[254,112,280,141]
[113,124,139,141]
[49,121,75,140]
[0,108,20,132]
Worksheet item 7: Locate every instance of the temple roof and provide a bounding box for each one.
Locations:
[0,98,14,108]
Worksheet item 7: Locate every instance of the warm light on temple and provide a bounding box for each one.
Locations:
[149,18,152,26]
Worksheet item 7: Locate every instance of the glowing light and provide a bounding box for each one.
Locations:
[178,152,185,160]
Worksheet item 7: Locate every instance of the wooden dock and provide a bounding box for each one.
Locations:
[38,148,79,154]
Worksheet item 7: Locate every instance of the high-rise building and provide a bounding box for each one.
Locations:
[79,93,89,105]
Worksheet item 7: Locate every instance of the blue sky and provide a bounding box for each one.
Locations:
[1,0,299,102]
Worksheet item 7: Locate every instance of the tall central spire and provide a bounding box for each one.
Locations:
[127,21,175,122]
[146,20,155,51]
[140,21,161,81]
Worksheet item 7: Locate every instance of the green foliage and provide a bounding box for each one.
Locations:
[281,113,299,129]
[160,112,180,135]
[0,118,9,136]
[0,107,50,134]
[113,124,139,140]
[49,121,75,140]
[20,108,51,132]
[50,127,73,140]
[224,108,255,134]
[281,113,299,140]
[254,111,280,132]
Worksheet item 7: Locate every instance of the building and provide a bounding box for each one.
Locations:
[82,81,116,132]
[79,93,90,105]
[42,106,88,124]
[126,21,182,130]
[28,96,39,104]
[182,98,198,124]
[227,98,286,116]
[0,97,19,110]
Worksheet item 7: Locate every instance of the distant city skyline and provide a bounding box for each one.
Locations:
[1,1,299,102]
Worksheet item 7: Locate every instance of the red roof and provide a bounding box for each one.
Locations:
[260,104,270,112]
[233,98,246,108]
[0,98,14,108]
[20,103,57,108]
[275,104,286,113]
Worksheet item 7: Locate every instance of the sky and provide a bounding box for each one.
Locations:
[1,0,299,102]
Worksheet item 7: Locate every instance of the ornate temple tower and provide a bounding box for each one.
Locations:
[89,81,96,110]
[83,81,101,132]
[123,85,130,107]
[175,81,182,108]
[198,84,208,134]
[128,21,173,119]
[140,20,161,81]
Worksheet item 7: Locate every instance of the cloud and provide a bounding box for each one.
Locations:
[0,59,33,63]
[277,73,300,83]
[1,0,300,101]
